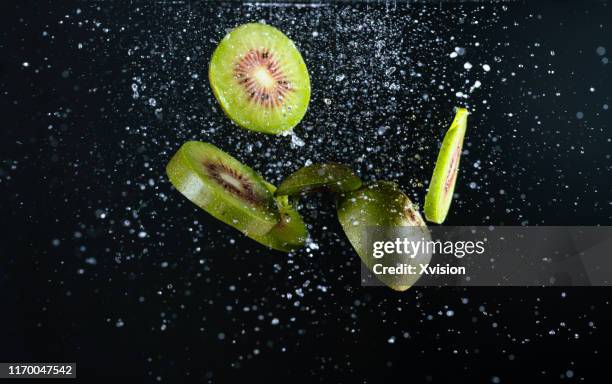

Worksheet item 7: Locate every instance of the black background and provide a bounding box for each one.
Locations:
[1,1,611,382]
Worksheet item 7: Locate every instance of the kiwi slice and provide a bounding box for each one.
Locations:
[276,163,362,197]
[209,23,311,134]
[337,181,431,291]
[166,141,279,236]
[247,183,308,252]
[424,108,469,224]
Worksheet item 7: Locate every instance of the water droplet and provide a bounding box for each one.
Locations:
[596,46,606,56]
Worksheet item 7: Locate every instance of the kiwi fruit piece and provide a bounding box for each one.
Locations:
[424,108,469,224]
[337,181,431,291]
[209,23,311,134]
[247,183,308,252]
[166,141,279,236]
[276,163,362,197]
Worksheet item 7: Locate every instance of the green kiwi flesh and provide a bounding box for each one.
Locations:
[424,108,469,224]
[247,183,308,252]
[166,141,279,236]
[209,23,311,134]
[276,163,362,197]
[337,181,431,291]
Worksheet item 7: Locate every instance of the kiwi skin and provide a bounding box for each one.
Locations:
[208,23,311,135]
[337,181,431,291]
[276,163,362,197]
[247,182,308,252]
[166,141,279,237]
[424,108,469,224]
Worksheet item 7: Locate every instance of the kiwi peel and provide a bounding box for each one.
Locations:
[247,183,308,252]
[166,141,279,237]
[337,181,431,291]
[424,108,469,224]
[276,163,362,197]
[209,23,311,134]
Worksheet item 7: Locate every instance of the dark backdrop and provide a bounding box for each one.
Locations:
[1,1,611,382]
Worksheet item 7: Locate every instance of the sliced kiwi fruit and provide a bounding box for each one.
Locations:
[247,183,308,252]
[424,108,469,224]
[166,141,279,236]
[276,163,362,197]
[209,23,311,134]
[337,181,431,291]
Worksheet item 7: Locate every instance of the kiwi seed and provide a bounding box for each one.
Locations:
[209,23,311,134]
[166,141,279,236]
[424,108,469,224]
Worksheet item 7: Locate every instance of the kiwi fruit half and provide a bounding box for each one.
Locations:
[337,181,431,291]
[166,141,279,236]
[209,23,311,134]
[247,183,308,252]
[276,163,362,197]
[424,108,469,224]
